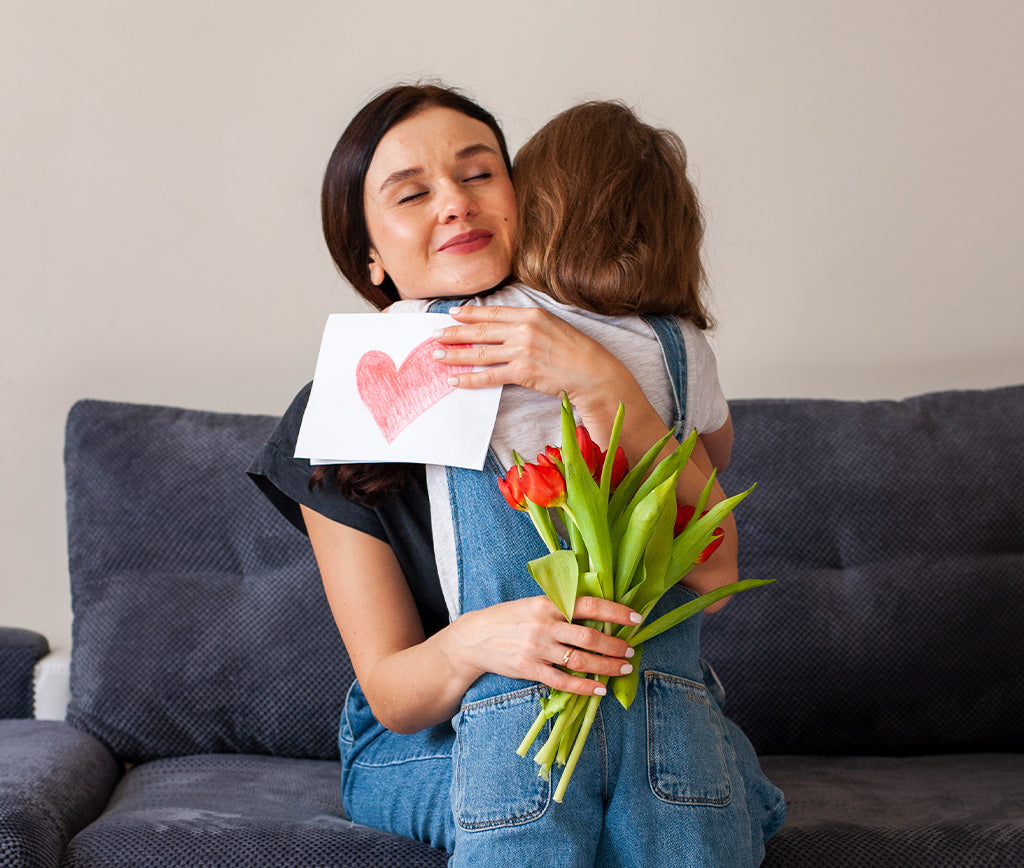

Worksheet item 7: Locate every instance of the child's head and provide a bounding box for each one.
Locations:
[513,101,710,327]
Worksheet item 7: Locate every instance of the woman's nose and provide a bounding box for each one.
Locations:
[438,183,477,222]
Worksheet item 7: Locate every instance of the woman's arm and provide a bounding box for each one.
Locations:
[301,504,641,734]
[431,304,739,611]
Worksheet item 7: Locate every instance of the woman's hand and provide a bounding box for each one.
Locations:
[449,594,642,698]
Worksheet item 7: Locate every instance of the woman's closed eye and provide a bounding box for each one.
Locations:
[397,189,428,204]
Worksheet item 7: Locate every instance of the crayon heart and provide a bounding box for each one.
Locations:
[356,339,471,443]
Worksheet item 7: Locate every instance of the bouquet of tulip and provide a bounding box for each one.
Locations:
[497,395,773,803]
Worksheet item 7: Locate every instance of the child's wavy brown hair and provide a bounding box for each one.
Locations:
[513,101,712,328]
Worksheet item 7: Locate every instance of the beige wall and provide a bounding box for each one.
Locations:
[3,1,1022,649]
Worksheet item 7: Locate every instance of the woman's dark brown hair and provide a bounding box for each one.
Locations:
[513,101,712,328]
[313,83,512,504]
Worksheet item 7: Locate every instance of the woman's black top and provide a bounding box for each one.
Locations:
[247,383,450,636]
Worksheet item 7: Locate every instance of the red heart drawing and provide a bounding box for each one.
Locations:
[356,338,472,444]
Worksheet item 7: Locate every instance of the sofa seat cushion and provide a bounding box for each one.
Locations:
[60,754,449,867]
[760,753,1024,867]
[0,720,121,868]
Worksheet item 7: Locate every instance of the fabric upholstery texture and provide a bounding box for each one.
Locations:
[0,628,49,719]
[760,754,1024,866]
[63,400,353,763]
[60,754,449,867]
[0,720,120,868]
[702,385,1024,755]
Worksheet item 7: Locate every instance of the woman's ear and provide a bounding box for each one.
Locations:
[368,248,386,286]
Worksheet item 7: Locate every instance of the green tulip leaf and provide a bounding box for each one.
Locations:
[629,579,775,646]
[611,643,643,710]
[613,475,679,599]
[527,550,580,623]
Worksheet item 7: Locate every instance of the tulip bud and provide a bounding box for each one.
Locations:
[519,462,567,508]
[498,468,528,511]
[695,527,725,564]
[609,446,629,489]
[575,425,603,479]
[673,504,697,536]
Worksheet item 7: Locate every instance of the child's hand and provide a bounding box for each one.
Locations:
[431,304,630,413]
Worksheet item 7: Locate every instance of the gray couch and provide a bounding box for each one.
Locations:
[2,383,1022,866]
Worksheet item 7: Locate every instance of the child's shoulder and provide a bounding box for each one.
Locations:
[384,298,434,314]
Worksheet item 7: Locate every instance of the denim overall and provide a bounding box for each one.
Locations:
[339,307,785,865]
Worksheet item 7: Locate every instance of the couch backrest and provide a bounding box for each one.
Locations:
[701,384,1024,755]
[64,400,351,763]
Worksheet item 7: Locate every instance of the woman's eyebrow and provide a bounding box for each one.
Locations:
[455,143,499,161]
[377,144,499,193]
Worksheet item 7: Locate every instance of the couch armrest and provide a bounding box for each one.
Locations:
[0,627,50,718]
[0,719,122,866]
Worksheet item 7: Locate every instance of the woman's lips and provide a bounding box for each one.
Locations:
[438,229,493,254]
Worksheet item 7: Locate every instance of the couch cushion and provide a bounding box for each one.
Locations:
[64,400,353,763]
[703,385,1024,754]
[0,719,121,867]
[60,754,449,868]
[760,753,1024,867]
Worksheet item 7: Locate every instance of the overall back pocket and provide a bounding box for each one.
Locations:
[645,671,732,806]
[453,686,552,831]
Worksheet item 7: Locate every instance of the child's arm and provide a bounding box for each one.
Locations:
[700,413,734,472]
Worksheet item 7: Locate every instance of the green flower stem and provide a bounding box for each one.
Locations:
[553,689,604,803]
[525,500,562,554]
[533,694,583,772]
[518,705,553,757]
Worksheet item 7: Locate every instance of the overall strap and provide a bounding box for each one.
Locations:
[641,314,688,439]
[427,298,462,314]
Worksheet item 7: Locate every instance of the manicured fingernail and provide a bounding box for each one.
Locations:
[447,376,460,386]
[594,686,607,696]
[449,307,462,315]
[433,348,446,359]
[629,612,643,624]
[431,329,444,338]
[624,647,635,658]
[620,663,633,675]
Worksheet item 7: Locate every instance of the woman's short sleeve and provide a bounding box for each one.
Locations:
[246,382,387,542]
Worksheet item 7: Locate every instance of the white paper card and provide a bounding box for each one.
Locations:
[295,313,502,470]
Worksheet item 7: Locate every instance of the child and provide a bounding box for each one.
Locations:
[389,101,784,865]
[390,101,734,618]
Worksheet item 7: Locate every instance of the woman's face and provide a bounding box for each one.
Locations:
[363,106,516,300]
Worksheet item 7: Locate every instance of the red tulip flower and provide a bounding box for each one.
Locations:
[537,446,562,469]
[575,425,604,479]
[695,527,725,564]
[519,462,567,508]
[609,446,629,489]
[674,504,724,563]
[674,504,697,536]
[498,467,528,511]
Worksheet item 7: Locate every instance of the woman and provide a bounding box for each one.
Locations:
[249,84,780,865]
